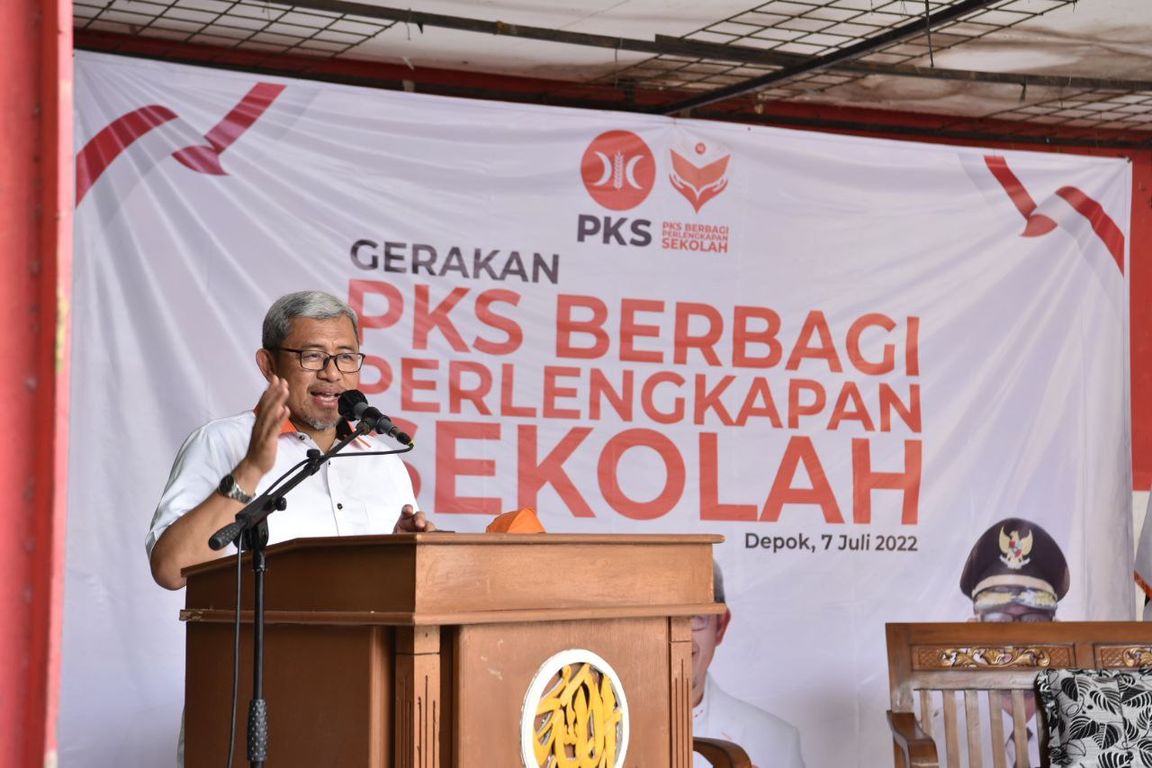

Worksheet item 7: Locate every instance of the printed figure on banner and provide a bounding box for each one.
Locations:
[931,517,1070,768]
[692,561,805,768]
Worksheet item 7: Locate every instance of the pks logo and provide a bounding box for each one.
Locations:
[669,138,731,213]
[580,130,656,211]
[577,130,655,247]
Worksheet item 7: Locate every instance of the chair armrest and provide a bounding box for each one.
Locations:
[693,736,752,768]
[887,711,939,768]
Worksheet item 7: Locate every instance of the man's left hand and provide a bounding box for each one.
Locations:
[393,504,437,533]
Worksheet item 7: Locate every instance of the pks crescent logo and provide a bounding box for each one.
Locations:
[580,130,656,211]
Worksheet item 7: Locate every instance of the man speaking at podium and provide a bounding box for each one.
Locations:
[146,290,434,590]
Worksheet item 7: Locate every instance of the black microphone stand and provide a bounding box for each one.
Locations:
[207,421,373,768]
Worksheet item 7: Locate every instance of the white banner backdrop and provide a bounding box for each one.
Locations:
[65,51,1134,767]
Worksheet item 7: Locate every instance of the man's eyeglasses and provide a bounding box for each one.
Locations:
[272,347,366,373]
[976,608,1055,623]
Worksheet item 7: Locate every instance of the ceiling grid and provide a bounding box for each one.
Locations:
[72,0,1152,144]
[74,0,396,62]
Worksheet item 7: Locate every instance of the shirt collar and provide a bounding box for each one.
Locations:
[694,673,714,721]
[251,403,362,443]
[252,401,300,434]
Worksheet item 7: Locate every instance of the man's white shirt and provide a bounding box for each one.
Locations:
[692,674,805,768]
[147,411,418,558]
[148,411,418,768]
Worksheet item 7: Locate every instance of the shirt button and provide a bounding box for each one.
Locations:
[337,503,343,510]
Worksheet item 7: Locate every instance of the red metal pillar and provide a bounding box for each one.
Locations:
[0,0,73,766]
[1128,152,1152,488]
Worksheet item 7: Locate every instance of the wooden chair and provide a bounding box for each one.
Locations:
[886,622,1152,768]
[694,736,752,767]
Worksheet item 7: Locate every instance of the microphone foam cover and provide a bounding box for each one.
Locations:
[338,389,368,420]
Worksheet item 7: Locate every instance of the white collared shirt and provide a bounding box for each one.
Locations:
[692,674,806,768]
[146,410,417,559]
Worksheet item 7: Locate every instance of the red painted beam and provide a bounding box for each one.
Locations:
[1129,154,1152,488]
[0,1,72,766]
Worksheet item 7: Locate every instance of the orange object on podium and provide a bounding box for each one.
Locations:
[179,532,723,767]
[485,507,546,533]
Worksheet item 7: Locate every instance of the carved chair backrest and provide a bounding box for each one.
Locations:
[887,622,1152,768]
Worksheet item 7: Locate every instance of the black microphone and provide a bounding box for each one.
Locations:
[338,390,413,446]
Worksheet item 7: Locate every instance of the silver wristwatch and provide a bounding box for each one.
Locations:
[217,473,254,504]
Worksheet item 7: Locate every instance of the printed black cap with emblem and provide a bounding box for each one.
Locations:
[959,517,1071,611]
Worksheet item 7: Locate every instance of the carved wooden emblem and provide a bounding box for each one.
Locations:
[1121,647,1152,667]
[920,646,1057,669]
[521,649,629,768]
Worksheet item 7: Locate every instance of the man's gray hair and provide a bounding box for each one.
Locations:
[713,560,726,603]
[262,290,360,349]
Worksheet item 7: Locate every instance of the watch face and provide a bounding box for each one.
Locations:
[220,475,246,499]
[219,474,251,502]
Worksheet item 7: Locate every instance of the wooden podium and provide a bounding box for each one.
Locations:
[181,533,723,767]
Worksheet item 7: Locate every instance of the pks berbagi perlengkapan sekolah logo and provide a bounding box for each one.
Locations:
[669,138,731,213]
[577,129,732,251]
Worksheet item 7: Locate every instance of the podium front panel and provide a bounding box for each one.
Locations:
[181,534,719,767]
[454,617,676,766]
[184,623,393,767]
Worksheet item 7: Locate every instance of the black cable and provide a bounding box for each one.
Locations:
[246,439,413,501]
[923,0,935,67]
[323,444,414,461]
[257,456,313,498]
[226,535,244,768]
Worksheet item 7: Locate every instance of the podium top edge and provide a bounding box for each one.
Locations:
[183,533,724,577]
[277,532,725,549]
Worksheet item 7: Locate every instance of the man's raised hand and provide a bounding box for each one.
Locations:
[243,376,290,476]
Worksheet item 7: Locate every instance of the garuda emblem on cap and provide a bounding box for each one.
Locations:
[999,527,1033,570]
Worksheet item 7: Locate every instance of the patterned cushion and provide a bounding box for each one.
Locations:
[1117,674,1152,766]
[1037,668,1152,767]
